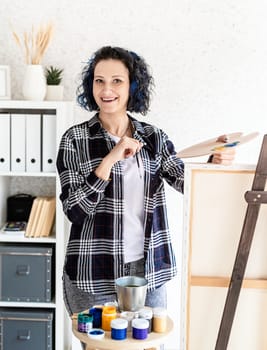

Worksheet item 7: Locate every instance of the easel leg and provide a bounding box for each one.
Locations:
[215,134,267,350]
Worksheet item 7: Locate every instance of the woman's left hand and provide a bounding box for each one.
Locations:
[211,134,236,165]
[211,147,236,165]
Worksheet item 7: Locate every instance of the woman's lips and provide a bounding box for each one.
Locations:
[101,97,117,102]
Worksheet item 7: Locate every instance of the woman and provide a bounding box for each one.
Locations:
[56,46,235,319]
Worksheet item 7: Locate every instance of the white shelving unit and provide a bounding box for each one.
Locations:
[0,100,74,350]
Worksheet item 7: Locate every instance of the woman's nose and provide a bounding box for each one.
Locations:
[101,83,113,93]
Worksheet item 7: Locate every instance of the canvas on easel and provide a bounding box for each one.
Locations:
[180,161,267,349]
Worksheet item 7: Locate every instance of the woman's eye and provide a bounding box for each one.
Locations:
[113,79,122,84]
[95,79,103,84]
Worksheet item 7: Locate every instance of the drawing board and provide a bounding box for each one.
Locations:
[181,163,267,350]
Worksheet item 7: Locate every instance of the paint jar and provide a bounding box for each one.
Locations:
[120,311,135,332]
[102,305,117,331]
[88,328,105,340]
[139,307,153,333]
[77,313,93,333]
[89,307,103,328]
[152,307,167,333]
[111,318,128,340]
[104,301,118,310]
[132,318,149,340]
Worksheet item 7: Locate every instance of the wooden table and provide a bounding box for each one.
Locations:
[72,316,174,350]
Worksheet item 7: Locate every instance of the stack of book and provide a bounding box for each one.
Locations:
[25,196,56,238]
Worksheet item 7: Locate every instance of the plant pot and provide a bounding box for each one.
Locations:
[22,65,46,101]
[45,85,64,101]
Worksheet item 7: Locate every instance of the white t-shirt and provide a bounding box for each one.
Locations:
[109,134,145,263]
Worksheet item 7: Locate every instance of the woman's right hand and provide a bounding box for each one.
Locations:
[95,136,143,181]
[108,136,143,163]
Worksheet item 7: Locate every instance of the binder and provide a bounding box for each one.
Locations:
[29,197,44,237]
[42,114,56,172]
[0,114,10,172]
[25,196,56,238]
[25,197,39,237]
[39,196,56,237]
[25,197,44,237]
[11,114,26,172]
[26,114,41,172]
[34,196,50,237]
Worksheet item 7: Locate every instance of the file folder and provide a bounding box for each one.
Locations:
[26,114,41,172]
[11,114,26,172]
[39,196,56,237]
[42,114,56,172]
[34,196,56,237]
[0,114,10,172]
[25,196,44,237]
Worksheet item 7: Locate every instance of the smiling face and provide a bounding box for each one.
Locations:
[93,59,130,117]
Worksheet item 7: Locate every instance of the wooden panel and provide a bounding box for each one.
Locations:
[181,164,267,350]
[191,276,267,289]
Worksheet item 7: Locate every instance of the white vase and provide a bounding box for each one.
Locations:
[45,85,64,101]
[22,64,46,101]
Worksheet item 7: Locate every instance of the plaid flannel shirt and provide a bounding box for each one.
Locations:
[56,114,184,294]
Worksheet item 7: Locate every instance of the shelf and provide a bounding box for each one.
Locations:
[0,172,56,177]
[0,100,74,350]
[0,99,73,110]
[0,300,56,308]
[0,231,56,243]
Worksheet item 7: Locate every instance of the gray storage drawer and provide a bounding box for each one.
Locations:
[0,245,53,302]
[0,308,53,350]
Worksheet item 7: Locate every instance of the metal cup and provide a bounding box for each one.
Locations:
[115,276,148,312]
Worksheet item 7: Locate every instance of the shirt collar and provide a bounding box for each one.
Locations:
[87,113,146,138]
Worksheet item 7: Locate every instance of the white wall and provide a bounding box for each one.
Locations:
[1,1,267,349]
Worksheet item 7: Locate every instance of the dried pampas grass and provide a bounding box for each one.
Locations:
[11,22,54,65]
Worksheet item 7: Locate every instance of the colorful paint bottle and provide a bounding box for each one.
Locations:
[88,328,105,340]
[120,311,135,332]
[101,305,117,331]
[132,318,149,340]
[152,307,167,333]
[139,307,153,333]
[89,307,103,328]
[77,313,93,333]
[111,318,128,340]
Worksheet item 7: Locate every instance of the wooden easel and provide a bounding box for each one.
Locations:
[215,135,267,350]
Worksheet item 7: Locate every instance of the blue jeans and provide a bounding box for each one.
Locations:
[63,258,167,316]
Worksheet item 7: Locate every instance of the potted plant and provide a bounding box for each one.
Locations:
[45,66,64,101]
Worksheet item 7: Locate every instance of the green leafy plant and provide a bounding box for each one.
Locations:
[45,66,63,85]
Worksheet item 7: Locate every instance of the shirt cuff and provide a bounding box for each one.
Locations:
[85,171,110,192]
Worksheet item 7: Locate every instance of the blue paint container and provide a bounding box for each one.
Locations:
[88,328,105,340]
[111,318,128,340]
[132,318,149,340]
[89,307,102,328]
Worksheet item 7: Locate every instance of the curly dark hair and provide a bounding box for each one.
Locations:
[77,46,154,115]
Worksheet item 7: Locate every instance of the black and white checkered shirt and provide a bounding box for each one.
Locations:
[56,114,184,294]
